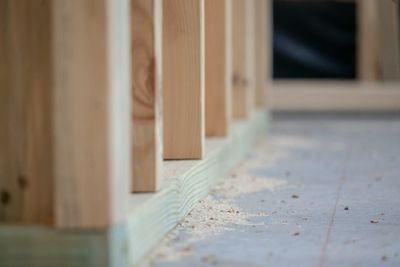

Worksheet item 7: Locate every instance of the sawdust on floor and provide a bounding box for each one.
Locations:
[140,140,288,265]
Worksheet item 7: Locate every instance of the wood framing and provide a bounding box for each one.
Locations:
[231,0,250,119]
[254,0,269,107]
[270,82,400,111]
[0,0,271,265]
[163,0,205,159]
[0,111,269,267]
[205,0,231,136]
[225,0,233,124]
[357,0,380,81]
[270,1,400,111]
[377,0,400,80]
[52,0,131,228]
[0,0,53,224]
[246,0,256,110]
[357,0,400,81]
[131,0,163,192]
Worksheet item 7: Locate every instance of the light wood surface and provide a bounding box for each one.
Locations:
[131,0,163,192]
[205,0,230,136]
[0,0,53,224]
[254,0,269,107]
[357,0,380,81]
[270,81,400,111]
[232,0,249,118]
[53,0,131,228]
[357,0,400,81]
[377,0,400,80]
[163,0,205,159]
[246,0,256,110]
[0,110,268,267]
[225,0,233,125]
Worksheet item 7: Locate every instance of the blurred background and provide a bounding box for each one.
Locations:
[273,0,356,79]
[269,0,400,112]
[271,0,400,82]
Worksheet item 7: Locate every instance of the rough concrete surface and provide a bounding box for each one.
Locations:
[143,114,400,267]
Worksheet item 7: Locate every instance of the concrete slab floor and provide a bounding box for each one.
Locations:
[144,113,400,267]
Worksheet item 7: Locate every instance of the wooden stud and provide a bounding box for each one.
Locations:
[163,0,205,159]
[246,0,256,111]
[357,0,380,81]
[231,0,249,119]
[53,0,131,228]
[254,0,269,107]
[0,110,268,267]
[205,0,231,137]
[376,0,400,80]
[0,0,53,224]
[131,0,163,192]
[225,0,233,123]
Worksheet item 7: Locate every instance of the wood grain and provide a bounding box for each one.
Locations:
[376,0,400,80]
[357,0,380,81]
[0,226,109,267]
[131,0,163,192]
[205,0,230,137]
[254,0,269,107]
[270,81,400,111]
[231,0,249,119]
[246,0,256,111]
[163,0,205,159]
[0,110,268,267]
[0,0,53,224]
[53,0,132,228]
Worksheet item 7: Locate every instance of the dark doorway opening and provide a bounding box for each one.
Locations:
[273,0,357,80]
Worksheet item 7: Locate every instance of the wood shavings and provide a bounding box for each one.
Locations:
[145,142,288,266]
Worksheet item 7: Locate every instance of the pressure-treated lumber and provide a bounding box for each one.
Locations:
[205,0,231,137]
[0,0,53,224]
[52,0,131,228]
[163,0,205,159]
[231,0,250,118]
[131,0,163,192]
[254,0,269,106]
[0,227,109,267]
[0,110,268,267]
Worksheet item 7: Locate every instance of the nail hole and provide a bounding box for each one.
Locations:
[1,190,11,205]
[18,175,28,190]
[232,73,241,86]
